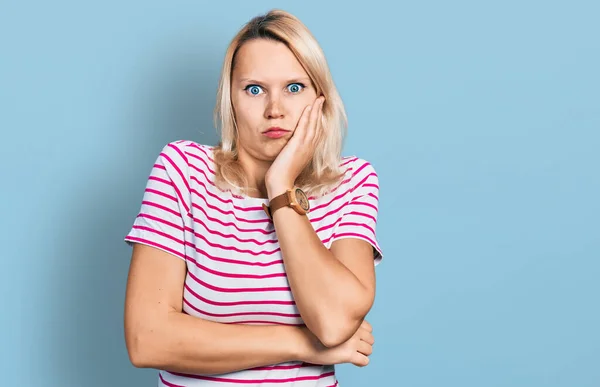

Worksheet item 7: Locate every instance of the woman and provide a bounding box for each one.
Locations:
[124,9,383,387]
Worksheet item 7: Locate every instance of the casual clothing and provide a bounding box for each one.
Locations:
[124,140,383,387]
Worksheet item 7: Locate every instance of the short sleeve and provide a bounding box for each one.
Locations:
[124,142,191,261]
[330,160,383,265]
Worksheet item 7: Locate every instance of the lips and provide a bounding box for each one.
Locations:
[263,126,290,133]
[263,127,290,139]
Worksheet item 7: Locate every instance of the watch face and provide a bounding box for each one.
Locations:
[295,188,310,211]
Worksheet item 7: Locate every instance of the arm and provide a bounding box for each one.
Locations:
[263,97,380,348]
[124,243,308,375]
[266,188,376,348]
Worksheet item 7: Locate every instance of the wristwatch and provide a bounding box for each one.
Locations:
[262,187,310,220]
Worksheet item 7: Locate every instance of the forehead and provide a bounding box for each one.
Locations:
[232,39,308,81]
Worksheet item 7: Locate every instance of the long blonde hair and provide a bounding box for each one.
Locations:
[213,9,348,198]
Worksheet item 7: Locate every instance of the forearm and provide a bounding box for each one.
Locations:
[271,205,371,347]
[130,311,307,375]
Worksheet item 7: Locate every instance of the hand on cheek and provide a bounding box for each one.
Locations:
[265,96,325,197]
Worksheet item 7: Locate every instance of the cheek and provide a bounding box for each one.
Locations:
[290,96,315,122]
[234,97,262,128]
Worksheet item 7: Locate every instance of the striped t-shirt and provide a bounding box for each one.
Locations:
[124,140,383,387]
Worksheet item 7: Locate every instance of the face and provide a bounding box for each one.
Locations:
[231,39,318,162]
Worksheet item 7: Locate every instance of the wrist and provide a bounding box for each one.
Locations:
[266,182,293,200]
[288,325,313,363]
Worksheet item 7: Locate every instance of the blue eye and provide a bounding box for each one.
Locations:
[287,83,305,93]
[245,85,263,96]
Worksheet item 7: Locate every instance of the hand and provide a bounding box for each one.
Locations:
[265,96,325,198]
[298,320,374,367]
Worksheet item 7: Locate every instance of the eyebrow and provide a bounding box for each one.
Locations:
[237,77,311,85]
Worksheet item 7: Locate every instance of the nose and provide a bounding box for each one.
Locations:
[264,94,284,119]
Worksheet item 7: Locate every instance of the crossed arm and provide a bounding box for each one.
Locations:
[269,195,376,347]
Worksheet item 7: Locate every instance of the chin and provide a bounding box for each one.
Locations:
[260,140,287,160]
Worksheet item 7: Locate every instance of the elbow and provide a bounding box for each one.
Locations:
[126,331,150,368]
[316,320,358,348]
[313,315,364,348]
[318,330,351,348]
[125,326,163,369]
[313,300,374,348]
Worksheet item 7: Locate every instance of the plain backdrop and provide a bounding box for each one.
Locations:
[1,1,599,386]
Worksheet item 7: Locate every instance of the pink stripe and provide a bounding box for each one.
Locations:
[153,163,166,170]
[310,202,349,223]
[364,183,380,190]
[190,177,265,212]
[167,371,334,383]
[251,363,313,371]
[145,188,177,202]
[142,200,180,217]
[349,200,378,212]
[308,160,371,200]
[338,221,375,236]
[185,150,216,175]
[125,236,185,260]
[314,217,342,234]
[186,256,286,279]
[184,283,295,306]
[189,162,217,187]
[160,151,190,213]
[310,169,373,212]
[148,176,171,186]
[225,320,304,326]
[187,270,290,293]
[325,232,378,249]
[169,144,190,166]
[188,142,215,163]
[192,189,269,223]
[309,176,378,223]
[159,372,184,387]
[343,210,377,223]
[183,227,281,256]
[170,363,322,378]
[132,225,185,246]
[183,297,300,318]
[341,156,358,166]
[303,166,355,211]
[188,203,276,235]
[137,213,184,231]
[186,219,278,247]
[191,199,269,225]
[185,243,283,267]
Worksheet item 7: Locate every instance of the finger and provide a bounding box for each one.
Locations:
[351,352,370,367]
[356,339,373,356]
[360,330,375,345]
[295,104,313,137]
[306,97,323,141]
[361,320,373,332]
[312,102,324,148]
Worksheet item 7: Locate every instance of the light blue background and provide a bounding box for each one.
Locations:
[1,1,598,386]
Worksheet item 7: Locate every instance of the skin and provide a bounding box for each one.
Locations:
[231,39,377,347]
[123,38,377,375]
[231,38,322,198]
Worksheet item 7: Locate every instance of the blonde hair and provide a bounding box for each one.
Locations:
[212,9,348,198]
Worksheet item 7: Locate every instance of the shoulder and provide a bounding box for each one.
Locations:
[157,140,216,168]
[339,155,380,189]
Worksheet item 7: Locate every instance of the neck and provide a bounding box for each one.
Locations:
[237,148,271,199]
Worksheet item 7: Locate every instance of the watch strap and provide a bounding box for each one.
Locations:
[269,191,291,215]
[262,190,290,220]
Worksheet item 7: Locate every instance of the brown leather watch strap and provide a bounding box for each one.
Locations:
[262,190,290,220]
[269,191,291,215]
